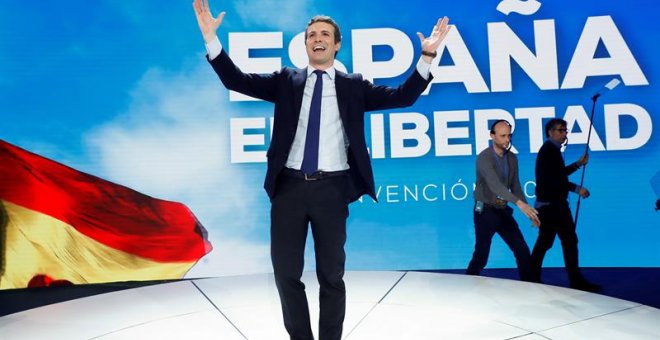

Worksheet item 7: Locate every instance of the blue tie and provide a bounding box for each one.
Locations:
[301,70,324,175]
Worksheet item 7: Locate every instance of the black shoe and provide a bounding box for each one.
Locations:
[570,280,601,293]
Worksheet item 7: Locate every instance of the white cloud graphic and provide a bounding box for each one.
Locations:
[85,59,274,277]
[496,0,542,16]
[233,0,313,32]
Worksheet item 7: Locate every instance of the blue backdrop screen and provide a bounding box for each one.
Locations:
[1,0,658,277]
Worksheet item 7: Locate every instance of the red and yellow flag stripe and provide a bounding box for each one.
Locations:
[0,140,213,289]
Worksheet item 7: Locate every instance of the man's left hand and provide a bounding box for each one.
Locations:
[417,17,451,63]
[577,153,589,167]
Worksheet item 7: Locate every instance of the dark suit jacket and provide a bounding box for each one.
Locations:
[208,50,432,202]
[474,147,526,205]
[535,140,581,203]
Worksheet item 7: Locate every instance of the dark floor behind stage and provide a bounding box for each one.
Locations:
[1,267,658,317]
[430,267,660,309]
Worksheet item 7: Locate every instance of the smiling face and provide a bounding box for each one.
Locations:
[305,21,341,70]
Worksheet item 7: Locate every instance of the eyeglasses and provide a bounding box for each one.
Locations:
[553,128,569,133]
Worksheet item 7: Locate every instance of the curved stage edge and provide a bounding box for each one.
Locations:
[0,271,658,339]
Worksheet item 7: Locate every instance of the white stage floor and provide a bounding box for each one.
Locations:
[0,271,658,339]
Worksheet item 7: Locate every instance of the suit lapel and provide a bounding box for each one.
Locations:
[292,68,307,124]
[507,153,515,187]
[334,71,350,124]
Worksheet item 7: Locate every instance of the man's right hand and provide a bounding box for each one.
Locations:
[193,0,225,44]
[578,187,590,198]
[516,200,541,227]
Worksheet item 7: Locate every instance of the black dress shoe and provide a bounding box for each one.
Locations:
[570,280,602,293]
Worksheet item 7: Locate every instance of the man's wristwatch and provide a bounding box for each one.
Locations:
[421,50,438,58]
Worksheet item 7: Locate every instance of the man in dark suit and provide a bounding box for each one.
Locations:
[528,118,600,292]
[193,1,451,339]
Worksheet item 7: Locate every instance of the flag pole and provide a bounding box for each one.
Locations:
[573,94,598,229]
[573,78,620,228]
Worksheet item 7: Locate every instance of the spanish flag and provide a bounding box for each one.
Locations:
[0,140,212,289]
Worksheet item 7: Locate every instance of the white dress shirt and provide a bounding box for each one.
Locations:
[286,67,349,171]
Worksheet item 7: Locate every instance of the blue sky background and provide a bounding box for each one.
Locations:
[1,0,658,277]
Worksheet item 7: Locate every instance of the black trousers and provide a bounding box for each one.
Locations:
[529,201,584,283]
[270,173,349,340]
[466,205,531,280]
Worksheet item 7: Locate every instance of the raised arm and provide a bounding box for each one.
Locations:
[193,0,279,102]
[566,153,588,175]
[416,17,452,63]
[192,0,226,44]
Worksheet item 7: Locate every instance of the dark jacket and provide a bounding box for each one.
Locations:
[474,147,526,205]
[208,50,432,202]
[535,140,581,203]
